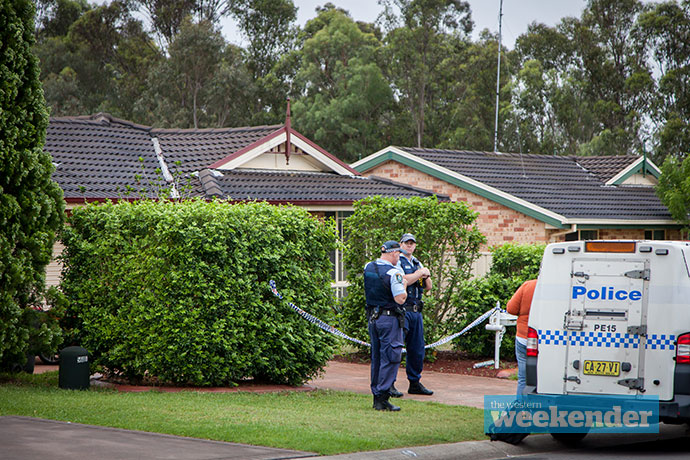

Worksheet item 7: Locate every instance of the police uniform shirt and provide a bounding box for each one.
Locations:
[367,259,406,298]
[399,255,424,300]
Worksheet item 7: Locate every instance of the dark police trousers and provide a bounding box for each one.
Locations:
[404,310,425,382]
[369,314,403,396]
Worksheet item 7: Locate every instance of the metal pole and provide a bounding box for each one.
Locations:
[493,0,503,152]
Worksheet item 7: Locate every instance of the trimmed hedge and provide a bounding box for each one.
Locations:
[60,200,337,386]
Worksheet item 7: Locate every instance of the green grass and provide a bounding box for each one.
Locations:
[0,372,485,455]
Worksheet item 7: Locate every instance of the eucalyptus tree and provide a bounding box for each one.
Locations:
[380,0,473,148]
[637,0,690,163]
[291,7,393,162]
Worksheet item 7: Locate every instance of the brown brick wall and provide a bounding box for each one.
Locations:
[367,161,550,248]
[365,160,685,247]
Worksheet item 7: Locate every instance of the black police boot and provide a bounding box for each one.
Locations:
[388,384,403,398]
[408,380,434,395]
[373,394,401,411]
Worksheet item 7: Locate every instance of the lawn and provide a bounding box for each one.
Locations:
[0,372,486,455]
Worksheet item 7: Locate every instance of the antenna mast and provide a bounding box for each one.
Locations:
[493,0,503,152]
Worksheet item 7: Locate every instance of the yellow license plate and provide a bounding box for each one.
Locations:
[583,360,620,376]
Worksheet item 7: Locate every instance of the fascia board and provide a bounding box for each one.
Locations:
[607,157,662,185]
[351,146,396,172]
[290,134,357,176]
[566,218,679,226]
[216,132,287,170]
[356,147,569,229]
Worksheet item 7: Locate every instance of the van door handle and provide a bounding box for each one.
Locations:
[565,376,581,384]
[571,271,589,280]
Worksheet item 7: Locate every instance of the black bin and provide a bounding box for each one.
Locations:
[58,346,90,390]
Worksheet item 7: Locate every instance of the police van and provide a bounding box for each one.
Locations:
[526,240,690,426]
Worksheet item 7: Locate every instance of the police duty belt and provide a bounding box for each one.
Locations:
[269,280,499,351]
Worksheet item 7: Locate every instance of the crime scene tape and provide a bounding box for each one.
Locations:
[269,280,370,347]
[269,280,499,350]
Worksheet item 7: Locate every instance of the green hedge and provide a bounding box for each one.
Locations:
[60,200,337,386]
[448,243,546,359]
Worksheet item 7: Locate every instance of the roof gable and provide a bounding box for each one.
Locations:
[208,126,360,176]
[351,146,673,226]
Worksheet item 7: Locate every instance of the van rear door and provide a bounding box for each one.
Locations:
[564,258,648,395]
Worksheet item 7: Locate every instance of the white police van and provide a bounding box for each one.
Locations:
[526,240,690,425]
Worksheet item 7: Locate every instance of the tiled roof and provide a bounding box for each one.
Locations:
[199,169,444,203]
[45,113,281,199]
[575,156,639,183]
[44,113,441,203]
[397,147,670,221]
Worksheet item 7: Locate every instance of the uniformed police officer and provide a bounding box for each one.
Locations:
[364,240,408,411]
[393,233,433,396]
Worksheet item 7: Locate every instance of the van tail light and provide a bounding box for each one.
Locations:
[676,333,690,364]
[527,327,539,357]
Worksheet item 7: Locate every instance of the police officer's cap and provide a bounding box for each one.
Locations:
[400,233,416,243]
[381,240,407,254]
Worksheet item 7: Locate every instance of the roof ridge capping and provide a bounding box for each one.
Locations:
[397,146,574,159]
[198,168,223,198]
[49,112,153,131]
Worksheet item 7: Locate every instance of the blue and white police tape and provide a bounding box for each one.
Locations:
[423,305,500,349]
[269,280,500,350]
[269,280,370,347]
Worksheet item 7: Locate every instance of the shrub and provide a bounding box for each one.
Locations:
[0,1,65,370]
[448,243,546,359]
[338,196,485,348]
[59,200,337,386]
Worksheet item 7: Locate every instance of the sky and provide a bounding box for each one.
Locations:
[220,0,589,50]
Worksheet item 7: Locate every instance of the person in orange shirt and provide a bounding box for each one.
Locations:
[506,279,537,396]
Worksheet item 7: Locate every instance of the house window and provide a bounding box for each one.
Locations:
[326,211,353,297]
[644,229,665,240]
[565,229,599,241]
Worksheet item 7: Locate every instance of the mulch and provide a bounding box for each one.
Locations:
[332,350,518,378]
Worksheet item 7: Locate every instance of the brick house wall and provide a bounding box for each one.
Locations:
[367,161,550,248]
[366,160,682,247]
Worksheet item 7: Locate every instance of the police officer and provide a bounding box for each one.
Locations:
[392,233,433,396]
[364,240,408,411]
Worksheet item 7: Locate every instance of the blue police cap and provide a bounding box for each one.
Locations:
[400,233,416,243]
[381,240,408,255]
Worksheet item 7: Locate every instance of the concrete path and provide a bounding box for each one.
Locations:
[0,415,315,460]
[308,360,517,408]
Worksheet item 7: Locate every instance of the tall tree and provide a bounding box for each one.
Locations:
[35,0,160,119]
[637,0,690,163]
[135,19,254,128]
[570,0,653,155]
[380,0,473,147]
[0,0,64,369]
[513,0,653,156]
[228,0,297,124]
[434,31,513,151]
[291,7,393,161]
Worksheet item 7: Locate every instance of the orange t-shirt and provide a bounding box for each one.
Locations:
[506,279,537,339]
